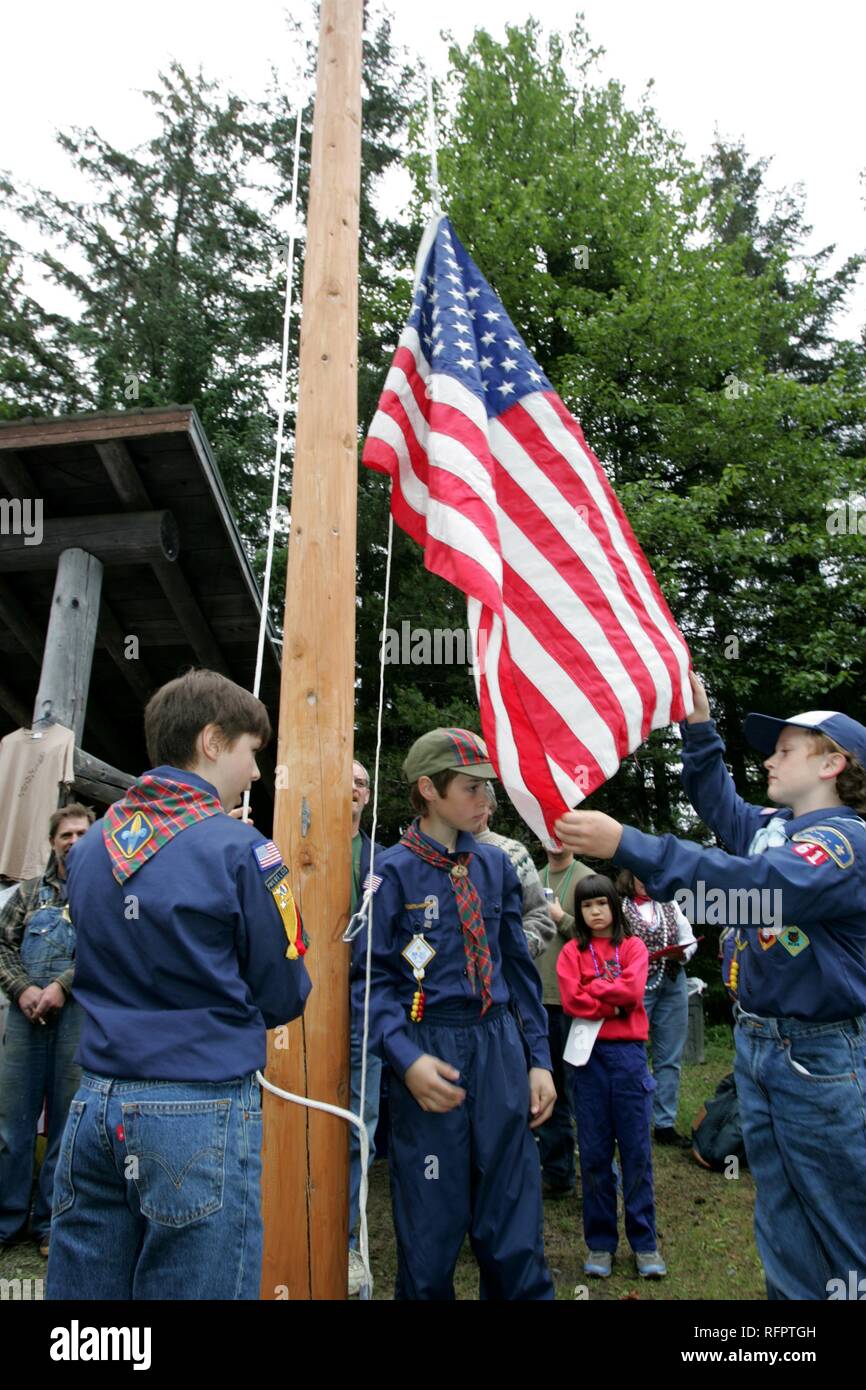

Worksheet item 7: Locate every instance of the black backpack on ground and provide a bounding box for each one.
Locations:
[691,1072,749,1172]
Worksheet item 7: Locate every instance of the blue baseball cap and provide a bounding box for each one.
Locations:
[744,710,866,769]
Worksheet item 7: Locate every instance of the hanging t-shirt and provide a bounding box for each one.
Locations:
[0,725,75,881]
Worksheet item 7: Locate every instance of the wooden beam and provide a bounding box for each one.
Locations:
[261,0,361,1303]
[95,438,230,674]
[33,548,103,744]
[0,510,179,572]
[97,598,157,706]
[95,440,150,510]
[73,746,134,805]
[0,407,194,452]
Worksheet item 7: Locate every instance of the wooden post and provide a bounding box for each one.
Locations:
[33,548,103,744]
[260,0,362,1301]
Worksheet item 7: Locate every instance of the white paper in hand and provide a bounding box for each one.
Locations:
[563,1016,603,1067]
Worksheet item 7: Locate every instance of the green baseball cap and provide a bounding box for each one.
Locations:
[403,727,498,783]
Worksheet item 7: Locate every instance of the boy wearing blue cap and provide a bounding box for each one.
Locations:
[358,727,556,1300]
[554,675,866,1301]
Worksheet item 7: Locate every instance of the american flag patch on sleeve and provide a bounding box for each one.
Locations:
[254,840,283,872]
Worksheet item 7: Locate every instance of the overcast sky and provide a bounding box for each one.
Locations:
[2,0,864,337]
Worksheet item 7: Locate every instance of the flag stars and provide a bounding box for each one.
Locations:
[505,336,520,350]
[456,356,475,371]
[501,357,518,372]
[466,286,480,300]
[496,381,515,396]
[483,310,502,322]
[527,368,542,383]
[479,355,493,369]
[432,343,444,357]
[480,331,496,345]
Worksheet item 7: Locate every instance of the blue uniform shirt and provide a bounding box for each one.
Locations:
[65,766,312,1081]
[616,720,866,1023]
[356,825,552,1078]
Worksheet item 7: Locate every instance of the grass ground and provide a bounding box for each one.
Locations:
[364,1021,764,1301]
[0,1025,764,1301]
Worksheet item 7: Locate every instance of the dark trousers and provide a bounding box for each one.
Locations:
[568,1040,657,1254]
[536,1003,576,1189]
[388,1004,553,1301]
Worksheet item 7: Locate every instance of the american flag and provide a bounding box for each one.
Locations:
[363,216,692,845]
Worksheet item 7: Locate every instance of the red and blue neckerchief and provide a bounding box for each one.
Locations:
[400,821,493,1014]
[103,775,224,885]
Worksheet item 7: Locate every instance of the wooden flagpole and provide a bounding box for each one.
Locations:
[260,0,363,1301]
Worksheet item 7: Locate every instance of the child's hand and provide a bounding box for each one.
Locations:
[686,671,711,724]
[528,1068,556,1129]
[554,810,623,860]
[229,806,255,825]
[404,1054,466,1112]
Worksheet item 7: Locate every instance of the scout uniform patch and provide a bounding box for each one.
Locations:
[402,934,436,1023]
[779,926,810,957]
[255,847,305,959]
[791,825,856,869]
[111,812,154,858]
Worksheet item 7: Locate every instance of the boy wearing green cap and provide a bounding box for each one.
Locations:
[356,727,555,1299]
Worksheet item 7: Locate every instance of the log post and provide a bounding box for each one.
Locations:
[32,548,103,744]
[260,0,362,1302]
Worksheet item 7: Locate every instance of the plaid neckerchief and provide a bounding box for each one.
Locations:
[400,821,493,1014]
[103,775,224,884]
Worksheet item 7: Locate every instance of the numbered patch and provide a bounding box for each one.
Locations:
[791,842,830,867]
[791,825,855,869]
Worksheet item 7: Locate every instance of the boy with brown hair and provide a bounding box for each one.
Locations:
[359,726,555,1299]
[46,669,311,1301]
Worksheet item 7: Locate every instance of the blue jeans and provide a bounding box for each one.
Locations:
[348,1025,382,1248]
[46,1071,263,1300]
[569,1040,657,1254]
[536,1004,576,1189]
[0,997,82,1241]
[734,1009,866,1300]
[643,970,688,1129]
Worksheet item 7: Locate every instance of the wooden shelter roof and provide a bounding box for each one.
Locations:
[0,406,281,804]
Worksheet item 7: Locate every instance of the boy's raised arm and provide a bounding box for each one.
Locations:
[681,673,767,855]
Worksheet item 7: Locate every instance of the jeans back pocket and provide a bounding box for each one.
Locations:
[122,1099,231,1228]
[52,1098,87,1217]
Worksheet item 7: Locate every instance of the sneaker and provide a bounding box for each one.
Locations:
[348,1247,366,1296]
[635,1249,667,1278]
[584,1250,613,1278]
[654,1127,692,1149]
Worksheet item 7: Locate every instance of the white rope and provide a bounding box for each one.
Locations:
[425,65,441,217]
[242,99,303,818]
